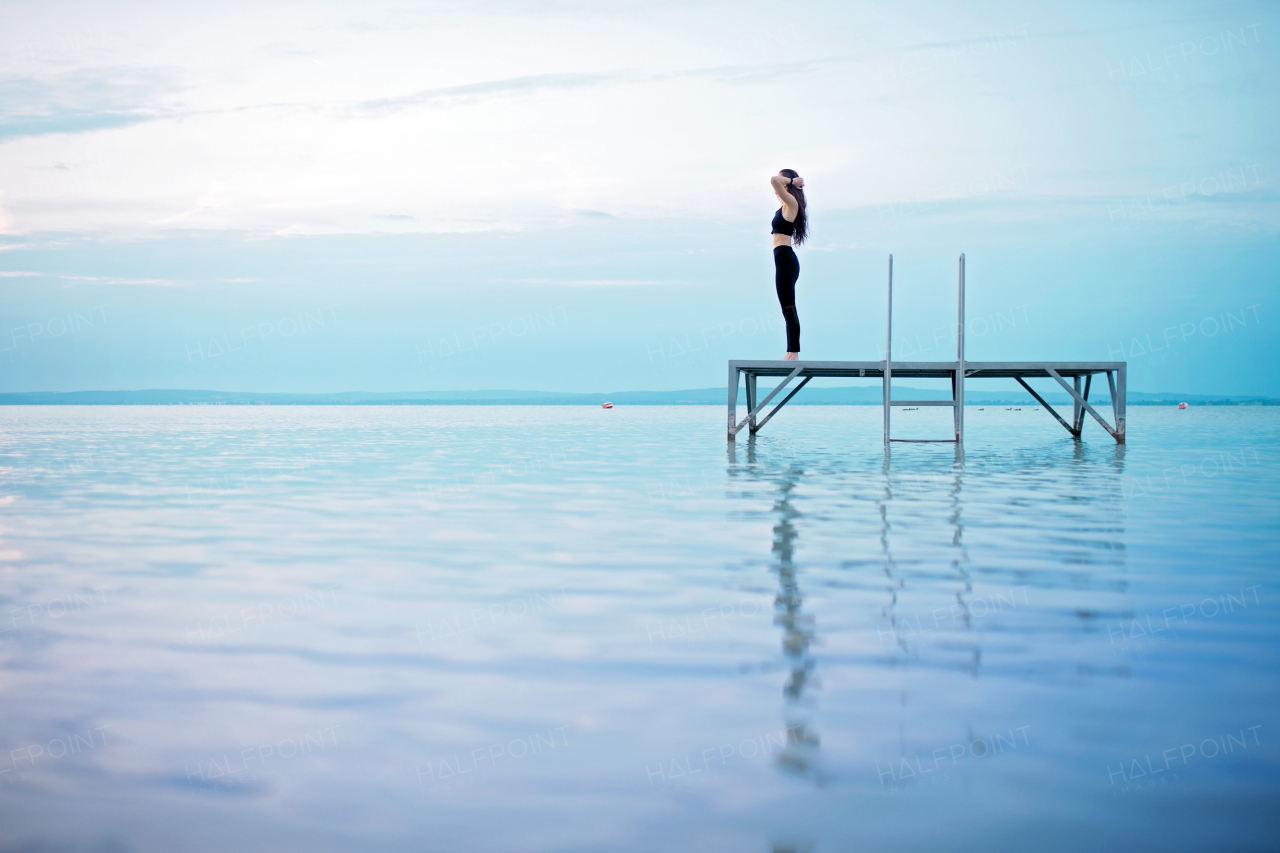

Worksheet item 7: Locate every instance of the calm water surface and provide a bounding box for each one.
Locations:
[1,405,1277,852]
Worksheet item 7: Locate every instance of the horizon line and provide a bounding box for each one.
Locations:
[2,387,1277,403]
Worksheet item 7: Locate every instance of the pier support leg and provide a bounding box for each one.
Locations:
[1072,377,1081,436]
[1110,367,1126,443]
[883,365,891,447]
[1047,367,1121,442]
[951,372,956,440]
[1118,365,1126,443]
[1072,375,1092,436]
[731,365,805,437]
[727,363,740,440]
[951,370,964,442]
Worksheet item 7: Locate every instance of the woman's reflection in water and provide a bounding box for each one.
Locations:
[737,438,824,784]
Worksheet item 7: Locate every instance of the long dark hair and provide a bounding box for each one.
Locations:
[780,168,808,245]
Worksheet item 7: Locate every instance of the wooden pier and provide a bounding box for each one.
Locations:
[727,255,1127,444]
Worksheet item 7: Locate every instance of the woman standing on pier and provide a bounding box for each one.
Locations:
[770,169,808,360]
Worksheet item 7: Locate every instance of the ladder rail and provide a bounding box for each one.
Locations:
[885,253,966,446]
[883,255,892,447]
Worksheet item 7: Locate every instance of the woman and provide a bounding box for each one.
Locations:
[770,169,807,360]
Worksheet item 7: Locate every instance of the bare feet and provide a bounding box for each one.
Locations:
[783,352,799,361]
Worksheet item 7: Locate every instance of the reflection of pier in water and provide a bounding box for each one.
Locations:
[877,441,1129,774]
[879,446,979,676]
[878,442,1129,672]
[731,439,823,784]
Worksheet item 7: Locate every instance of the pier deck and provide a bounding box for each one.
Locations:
[727,256,1127,444]
[727,359,1126,443]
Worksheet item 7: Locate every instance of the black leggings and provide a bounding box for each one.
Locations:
[774,246,800,352]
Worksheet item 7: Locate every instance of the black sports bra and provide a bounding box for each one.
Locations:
[771,207,796,236]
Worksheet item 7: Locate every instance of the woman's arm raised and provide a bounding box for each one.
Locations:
[770,175,804,218]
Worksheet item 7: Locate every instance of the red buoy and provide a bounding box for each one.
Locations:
[1178,402,1188,409]
[602,402,613,409]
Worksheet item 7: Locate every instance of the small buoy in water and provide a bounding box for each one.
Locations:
[1178,402,1187,409]
[602,402,613,409]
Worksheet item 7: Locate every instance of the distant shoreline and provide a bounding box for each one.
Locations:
[1,388,1276,406]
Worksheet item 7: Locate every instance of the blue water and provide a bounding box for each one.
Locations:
[1,405,1277,852]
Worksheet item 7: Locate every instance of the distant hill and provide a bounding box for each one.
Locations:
[0,388,1275,406]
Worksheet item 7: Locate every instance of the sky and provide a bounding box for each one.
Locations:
[0,0,1276,395]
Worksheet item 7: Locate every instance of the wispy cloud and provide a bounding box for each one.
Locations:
[0,68,181,141]
[520,278,660,287]
[0,111,158,142]
[353,57,842,114]
[60,274,183,286]
[0,268,184,285]
[354,71,627,113]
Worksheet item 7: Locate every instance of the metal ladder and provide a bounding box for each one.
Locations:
[883,254,966,445]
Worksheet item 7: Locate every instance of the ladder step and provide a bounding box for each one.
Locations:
[889,400,956,406]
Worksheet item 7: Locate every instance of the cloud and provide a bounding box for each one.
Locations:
[520,278,660,287]
[60,274,183,286]
[0,67,181,140]
[352,57,842,114]
[0,270,180,283]
[354,71,627,113]
[0,111,158,142]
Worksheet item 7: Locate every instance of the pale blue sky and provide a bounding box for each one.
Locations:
[0,0,1276,394]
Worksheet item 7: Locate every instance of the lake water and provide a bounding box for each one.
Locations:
[1,405,1277,852]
